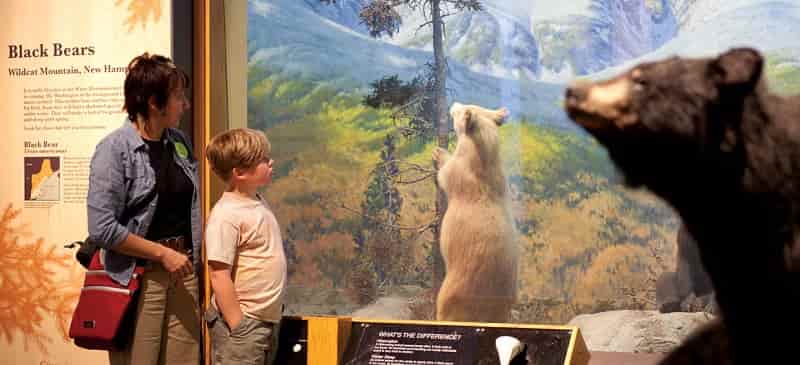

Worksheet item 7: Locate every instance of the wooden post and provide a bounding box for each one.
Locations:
[306,316,352,365]
[565,327,590,365]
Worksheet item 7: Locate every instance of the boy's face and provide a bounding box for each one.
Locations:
[242,156,273,187]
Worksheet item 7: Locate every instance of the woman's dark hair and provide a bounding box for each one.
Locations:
[123,52,190,122]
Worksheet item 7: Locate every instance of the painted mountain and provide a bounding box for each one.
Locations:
[250,0,800,125]
[247,0,800,323]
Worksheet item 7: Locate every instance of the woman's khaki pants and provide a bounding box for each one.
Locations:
[109,264,201,365]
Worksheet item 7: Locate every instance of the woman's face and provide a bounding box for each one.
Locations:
[161,87,190,128]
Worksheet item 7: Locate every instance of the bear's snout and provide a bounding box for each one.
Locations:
[565,77,638,131]
[564,81,607,130]
[565,82,590,108]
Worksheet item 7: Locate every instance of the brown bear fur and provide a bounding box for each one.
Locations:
[565,47,800,364]
[432,102,519,323]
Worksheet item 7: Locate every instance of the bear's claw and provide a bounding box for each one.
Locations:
[432,147,449,169]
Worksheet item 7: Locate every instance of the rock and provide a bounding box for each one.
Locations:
[349,296,413,320]
[568,310,714,353]
[283,286,361,316]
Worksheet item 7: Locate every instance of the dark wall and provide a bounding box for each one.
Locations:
[172,0,194,143]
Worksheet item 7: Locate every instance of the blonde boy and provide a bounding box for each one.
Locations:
[204,128,286,365]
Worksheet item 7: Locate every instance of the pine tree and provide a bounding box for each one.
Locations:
[323,0,484,288]
[363,66,436,141]
[347,134,409,303]
[358,135,406,278]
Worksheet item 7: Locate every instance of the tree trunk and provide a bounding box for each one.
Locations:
[431,0,447,290]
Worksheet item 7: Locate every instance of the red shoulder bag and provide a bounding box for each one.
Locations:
[68,252,144,351]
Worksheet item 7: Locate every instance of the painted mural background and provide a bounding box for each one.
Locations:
[246,0,800,323]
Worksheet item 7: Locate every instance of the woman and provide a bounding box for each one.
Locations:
[86,52,201,364]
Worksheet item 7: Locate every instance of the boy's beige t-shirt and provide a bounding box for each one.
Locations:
[205,192,287,323]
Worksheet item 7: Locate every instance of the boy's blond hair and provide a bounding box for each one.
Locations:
[206,128,271,181]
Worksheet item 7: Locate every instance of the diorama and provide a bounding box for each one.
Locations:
[245,0,800,348]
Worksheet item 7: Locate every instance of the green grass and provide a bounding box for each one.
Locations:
[765,51,800,95]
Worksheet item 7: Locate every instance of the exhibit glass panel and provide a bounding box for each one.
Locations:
[245,0,800,323]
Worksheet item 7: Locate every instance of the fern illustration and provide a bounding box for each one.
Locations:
[115,0,163,32]
[0,203,83,354]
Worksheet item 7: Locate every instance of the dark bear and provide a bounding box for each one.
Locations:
[564,47,800,365]
[656,223,717,314]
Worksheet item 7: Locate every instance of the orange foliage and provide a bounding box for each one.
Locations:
[293,231,356,288]
[574,244,651,308]
[115,0,162,32]
[514,179,676,322]
[0,203,83,354]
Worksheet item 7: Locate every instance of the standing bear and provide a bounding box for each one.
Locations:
[565,48,800,364]
[433,102,519,323]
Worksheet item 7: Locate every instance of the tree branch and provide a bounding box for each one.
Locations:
[395,172,436,185]
[415,19,434,35]
[373,159,436,174]
[336,202,436,234]
[442,0,483,11]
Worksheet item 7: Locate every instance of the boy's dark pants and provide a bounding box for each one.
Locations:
[205,307,279,365]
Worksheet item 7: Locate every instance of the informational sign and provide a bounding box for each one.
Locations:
[345,323,477,365]
[341,321,577,365]
[274,317,587,365]
[0,1,172,364]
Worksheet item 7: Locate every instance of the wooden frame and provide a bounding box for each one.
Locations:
[306,316,353,365]
[191,0,210,364]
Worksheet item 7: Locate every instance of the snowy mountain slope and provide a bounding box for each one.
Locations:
[248,0,800,129]
[390,0,679,81]
[533,0,679,82]
[591,0,800,79]
[249,0,571,127]
[384,2,541,80]
[302,1,682,82]
[303,0,370,35]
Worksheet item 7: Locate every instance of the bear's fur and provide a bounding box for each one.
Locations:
[433,102,519,323]
[565,47,800,364]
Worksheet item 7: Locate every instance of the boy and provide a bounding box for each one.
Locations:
[204,128,286,365]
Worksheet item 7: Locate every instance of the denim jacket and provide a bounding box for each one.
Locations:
[87,121,202,285]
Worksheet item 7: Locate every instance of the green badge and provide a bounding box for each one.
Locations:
[174,142,189,159]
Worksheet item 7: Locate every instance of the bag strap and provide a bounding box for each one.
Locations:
[121,138,176,224]
[121,180,157,225]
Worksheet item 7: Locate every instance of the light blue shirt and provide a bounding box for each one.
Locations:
[87,121,202,285]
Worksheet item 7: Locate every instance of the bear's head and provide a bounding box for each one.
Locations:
[450,102,509,145]
[564,47,764,192]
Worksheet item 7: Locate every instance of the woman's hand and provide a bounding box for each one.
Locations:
[160,247,193,279]
[113,234,193,282]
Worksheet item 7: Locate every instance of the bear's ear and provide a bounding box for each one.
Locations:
[494,107,509,126]
[450,102,464,115]
[710,47,763,91]
[462,108,475,132]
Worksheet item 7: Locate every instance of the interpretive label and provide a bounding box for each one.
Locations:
[342,322,574,365]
